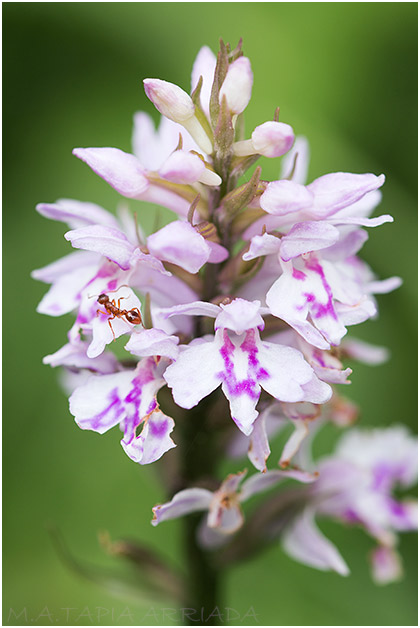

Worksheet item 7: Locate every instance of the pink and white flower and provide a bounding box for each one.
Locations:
[161,298,331,435]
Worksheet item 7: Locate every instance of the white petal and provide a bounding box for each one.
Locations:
[163,338,223,409]
[282,509,350,576]
[152,488,213,526]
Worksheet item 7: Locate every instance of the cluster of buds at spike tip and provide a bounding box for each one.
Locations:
[34,37,415,589]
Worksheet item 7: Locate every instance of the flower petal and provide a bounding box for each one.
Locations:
[35,198,120,230]
[370,546,403,585]
[260,180,313,216]
[122,407,176,464]
[307,172,385,218]
[163,338,224,409]
[279,221,340,261]
[125,328,179,360]
[152,488,213,526]
[282,508,350,576]
[147,221,211,273]
[73,147,149,198]
[240,468,317,502]
[65,225,135,270]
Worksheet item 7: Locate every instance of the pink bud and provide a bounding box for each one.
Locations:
[219,57,253,114]
[143,78,195,123]
[251,121,295,158]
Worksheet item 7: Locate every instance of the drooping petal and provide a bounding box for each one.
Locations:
[247,411,271,472]
[279,419,310,467]
[282,508,350,576]
[122,407,176,464]
[152,488,213,526]
[73,147,149,198]
[240,468,317,502]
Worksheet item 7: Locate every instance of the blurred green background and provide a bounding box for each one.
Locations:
[3,2,417,625]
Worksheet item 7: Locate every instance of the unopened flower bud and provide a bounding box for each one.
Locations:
[143,78,195,123]
[144,79,213,155]
[233,121,295,158]
[219,57,253,114]
[159,150,221,187]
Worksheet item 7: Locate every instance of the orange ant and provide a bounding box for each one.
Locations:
[96,293,143,340]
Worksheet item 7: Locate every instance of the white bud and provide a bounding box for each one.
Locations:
[219,57,253,114]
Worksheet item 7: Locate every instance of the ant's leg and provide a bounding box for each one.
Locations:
[108,316,116,341]
[96,309,108,317]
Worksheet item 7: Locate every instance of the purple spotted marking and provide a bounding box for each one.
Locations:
[292,268,306,281]
[216,329,267,401]
[149,416,168,437]
[304,258,337,320]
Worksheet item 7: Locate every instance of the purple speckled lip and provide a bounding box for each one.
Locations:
[217,329,266,402]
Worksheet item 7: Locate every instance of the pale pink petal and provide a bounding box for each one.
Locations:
[152,488,213,526]
[158,300,220,319]
[159,150,205,184]
[370,546,403,585]
[36,198,120,230]
[240,468,317,502]
[73,147,149,198]
[307,172,385,218]
[191,45,217,117]
[367,276,402,294]
[341,338,389,365]
[279,419,310,467]
[206,240,229,263]
[219,470,247,494]
[247,412,271,472]
[32,251,98,284]
[260,180,313,216]
[207,500,244,534]
[65,225,135,270]
[122,408,176,464]
[243,233,281,261]
[147,220,212,273]
[125,328,179,360]
[279,221,340,261]
[282,509,350,575]
[329,214,393,227]
[322,228,368,262]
